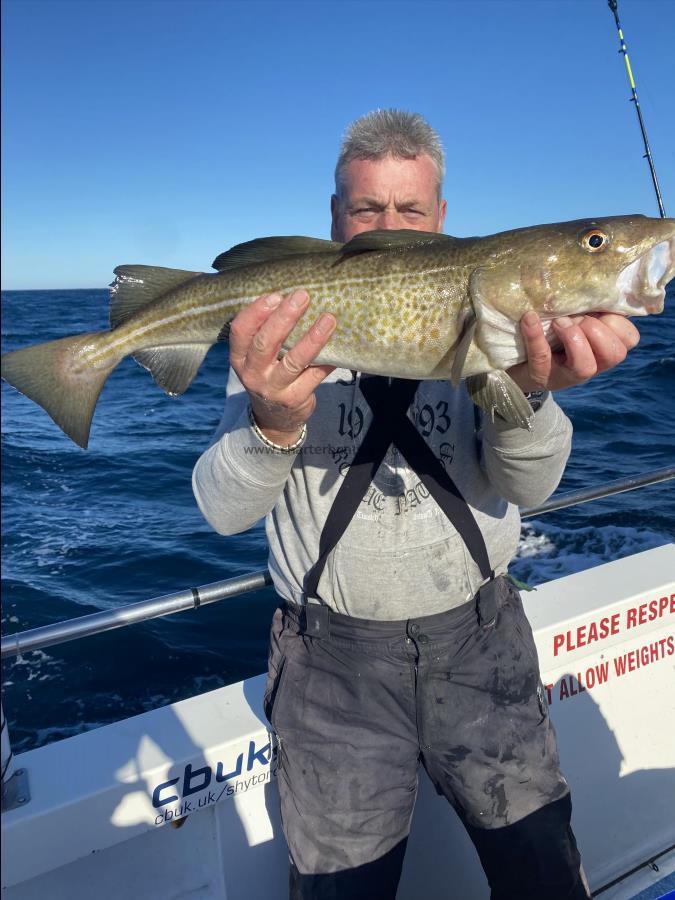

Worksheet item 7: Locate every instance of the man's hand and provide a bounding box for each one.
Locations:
[228,289,337,446]
[508,311,640,393]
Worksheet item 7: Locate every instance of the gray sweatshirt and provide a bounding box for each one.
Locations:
[192,367,572,619]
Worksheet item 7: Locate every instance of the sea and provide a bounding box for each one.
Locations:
[1,285,674,753]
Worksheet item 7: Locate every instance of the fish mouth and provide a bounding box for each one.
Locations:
[615,237,675,315]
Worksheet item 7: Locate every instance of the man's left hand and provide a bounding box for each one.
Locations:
[508,311,640,393]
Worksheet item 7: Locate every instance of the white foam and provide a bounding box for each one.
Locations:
[512,522,670,586]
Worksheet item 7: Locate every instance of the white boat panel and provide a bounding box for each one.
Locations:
[1,544,674,898]
[1,676,281,893]
[597,847,675,900]
[399,543,675,899]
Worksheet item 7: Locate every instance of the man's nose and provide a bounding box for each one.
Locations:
[377,209,401,230]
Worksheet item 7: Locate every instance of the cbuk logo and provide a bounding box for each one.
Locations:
[152,739,274,811]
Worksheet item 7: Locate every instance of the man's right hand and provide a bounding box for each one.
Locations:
[228,289,337,446]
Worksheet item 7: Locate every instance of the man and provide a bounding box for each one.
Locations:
[193,110,638,899]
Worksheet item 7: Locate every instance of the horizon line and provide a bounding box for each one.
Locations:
[1,285,107,292]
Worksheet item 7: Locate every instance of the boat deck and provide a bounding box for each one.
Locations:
[2,544,674,898]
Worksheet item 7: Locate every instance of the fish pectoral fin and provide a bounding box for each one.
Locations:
[449,311,477,386]
[338,229,457,261]
[110,266,203,329]
[211,236,341,271]
[468,266,524,370]
[465,371,534,431]
[133,344,211,396]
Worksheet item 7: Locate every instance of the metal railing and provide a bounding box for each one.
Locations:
[520,464,675,519]
[1,465,673,661]
[1,569,273,660]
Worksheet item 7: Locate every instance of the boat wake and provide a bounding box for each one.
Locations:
[512,521,672,585]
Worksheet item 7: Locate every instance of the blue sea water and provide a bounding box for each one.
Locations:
[1,285,674,753]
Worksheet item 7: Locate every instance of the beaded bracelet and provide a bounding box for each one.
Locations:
[248,405,307,454]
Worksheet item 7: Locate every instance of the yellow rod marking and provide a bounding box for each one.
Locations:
[624,54,637,90]
[617,29,637,90]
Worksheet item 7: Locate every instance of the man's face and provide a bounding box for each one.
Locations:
[331,154,447,243]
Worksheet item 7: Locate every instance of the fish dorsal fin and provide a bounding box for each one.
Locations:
[211,236,341,271]
[133,343,210,396]
[339,229,456,259]
[110,265,202,329]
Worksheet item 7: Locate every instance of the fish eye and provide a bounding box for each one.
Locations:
[580,229,609,252]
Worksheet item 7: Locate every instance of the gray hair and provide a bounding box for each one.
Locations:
[334,109,445,200]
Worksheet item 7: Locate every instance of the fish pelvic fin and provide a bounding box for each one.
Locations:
[110,265,203,329]
[465,371,534,431]
[1,332,116,448]
[133,343,211,396]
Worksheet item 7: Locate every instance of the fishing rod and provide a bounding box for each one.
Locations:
[607,0,667,217]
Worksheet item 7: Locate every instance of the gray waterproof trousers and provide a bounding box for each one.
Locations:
[264,576,590,899]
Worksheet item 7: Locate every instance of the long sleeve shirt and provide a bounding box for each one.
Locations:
[192,367,572,620]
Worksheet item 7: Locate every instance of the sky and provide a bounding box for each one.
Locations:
[1,0,674,289]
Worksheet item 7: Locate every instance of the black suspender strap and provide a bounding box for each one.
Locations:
[303,378,420,600]
[303,376,493,602]
[386,404,493,582]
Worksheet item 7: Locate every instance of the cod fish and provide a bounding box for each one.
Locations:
[2,215,674,448]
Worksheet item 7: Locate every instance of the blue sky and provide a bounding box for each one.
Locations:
[2,0,673,289]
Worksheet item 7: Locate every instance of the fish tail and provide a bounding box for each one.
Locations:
[1,332,118,449]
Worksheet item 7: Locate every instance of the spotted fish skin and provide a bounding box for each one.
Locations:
[112,241,477,381]
[2,215,674,447]
[109,215,675,380]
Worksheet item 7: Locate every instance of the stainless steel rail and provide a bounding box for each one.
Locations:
[1,570,272,660]
[2,466,673,660]
[521,464,675,519]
